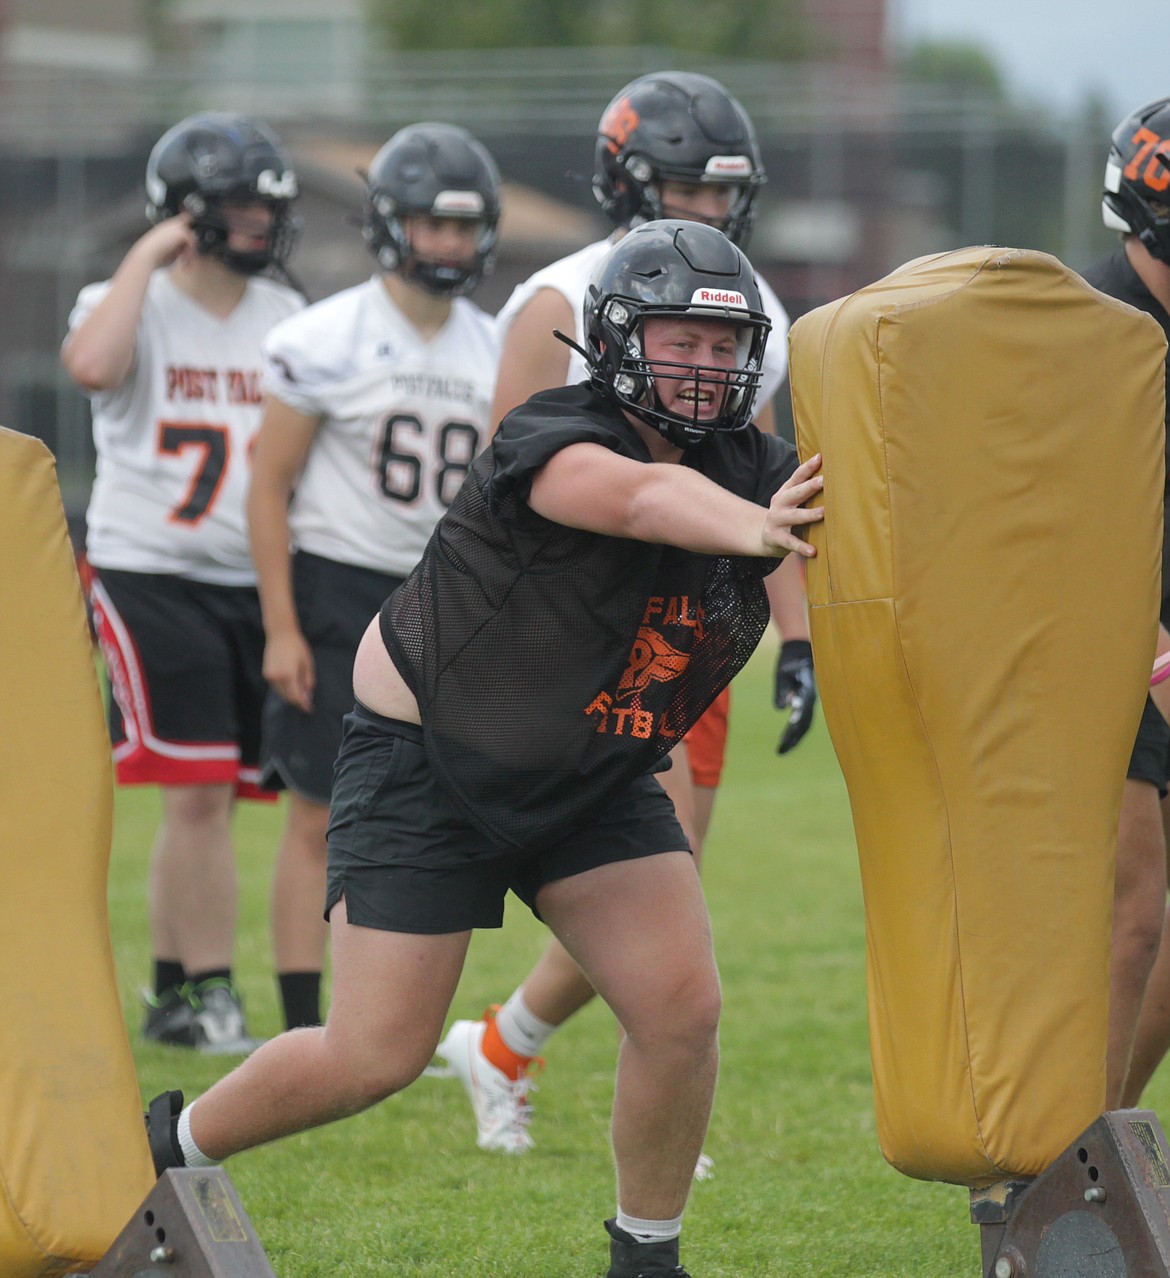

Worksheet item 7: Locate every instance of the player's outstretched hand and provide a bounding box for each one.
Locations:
[774,639,817,754]
[763,453,824,559]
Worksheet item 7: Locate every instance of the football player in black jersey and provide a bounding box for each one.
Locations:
[145,221,823,1278]
[1081,96,1170,1108]
[446,71,813,1171]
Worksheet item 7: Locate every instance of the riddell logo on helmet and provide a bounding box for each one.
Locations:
[691,288,748,308]
[434,190,486,214]
[705,155,753,177]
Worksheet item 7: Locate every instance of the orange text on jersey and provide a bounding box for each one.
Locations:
[584,691,682,741]
[642,595,704,636]
[167,366,219,401]
[166,366,263,405]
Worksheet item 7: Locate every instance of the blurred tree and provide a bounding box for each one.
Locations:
[899,40,1007,100]
[367,0,814,58]
[892,40,1119,270]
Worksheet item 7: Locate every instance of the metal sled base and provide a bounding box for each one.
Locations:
[971,1109,1170,1277]
[81,1168,275,1277]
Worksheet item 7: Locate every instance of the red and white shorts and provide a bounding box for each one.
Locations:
[89,567,275,800]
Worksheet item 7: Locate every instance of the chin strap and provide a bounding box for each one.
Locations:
[552,328,590,361]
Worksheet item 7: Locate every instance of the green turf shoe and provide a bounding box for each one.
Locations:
[188,978,265,1055]
[142,983,197,1047]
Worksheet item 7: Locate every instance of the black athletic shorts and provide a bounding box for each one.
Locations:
[260,552,405,805]
[89,567,272,798]
[325,704,690,934]
[1128,695,1170,798]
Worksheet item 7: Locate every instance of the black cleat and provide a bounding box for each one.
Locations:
[145,1089,187,1176]
[605,1219,692,1278]
[142,984,197,1047]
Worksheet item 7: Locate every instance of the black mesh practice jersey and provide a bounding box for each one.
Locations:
[1082,248,1170,613]
[380,383,800,852]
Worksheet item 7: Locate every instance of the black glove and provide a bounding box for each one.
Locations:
[774,639,817,754]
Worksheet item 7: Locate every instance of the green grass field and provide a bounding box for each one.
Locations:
[110,639,1161,1277]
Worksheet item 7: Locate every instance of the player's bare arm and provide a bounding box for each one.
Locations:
[248,400,322,711]
[766,557,810,639]
[529,441,823,557]
[490,287,575,429]
[61,216,197,392]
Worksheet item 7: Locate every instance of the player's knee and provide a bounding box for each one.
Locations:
[340,1055,420,1109]
[326,1035,434,1108]
[632,967,721,1051]
[162,782,233,827]
[1113,855,1167,951]
[681,976,722,1046]
[1114,900,1164,969]
[287,794,330,849]
[280,821,329,871]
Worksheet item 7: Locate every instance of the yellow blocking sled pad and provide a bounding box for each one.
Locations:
[0,429,155,1275]
[788,247,1166,1186]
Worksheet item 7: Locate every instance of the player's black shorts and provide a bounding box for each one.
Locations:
[325,703,690,934]
[260,552,405,806]
[1128,695,1170,798]
[89,567,272,798]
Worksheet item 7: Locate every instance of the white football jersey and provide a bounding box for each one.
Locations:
[495,234,790,405]
[75,271,303,585]
[262,277,499,575]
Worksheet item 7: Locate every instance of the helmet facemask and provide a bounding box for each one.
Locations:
[364,190,498,298]
[182,188,299,277]
[596,297,769,449]
[610,155,762,247]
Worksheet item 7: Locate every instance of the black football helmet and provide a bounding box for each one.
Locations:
[584,220,771,449]
[145,112,299,276]
[362,123,501,296]
[593,71,765,246]
[1102,97,1170,263]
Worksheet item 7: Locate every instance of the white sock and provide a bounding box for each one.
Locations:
[494,988,557,1058]
[615,1210,683,1243]
[177,1103,218,1168]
